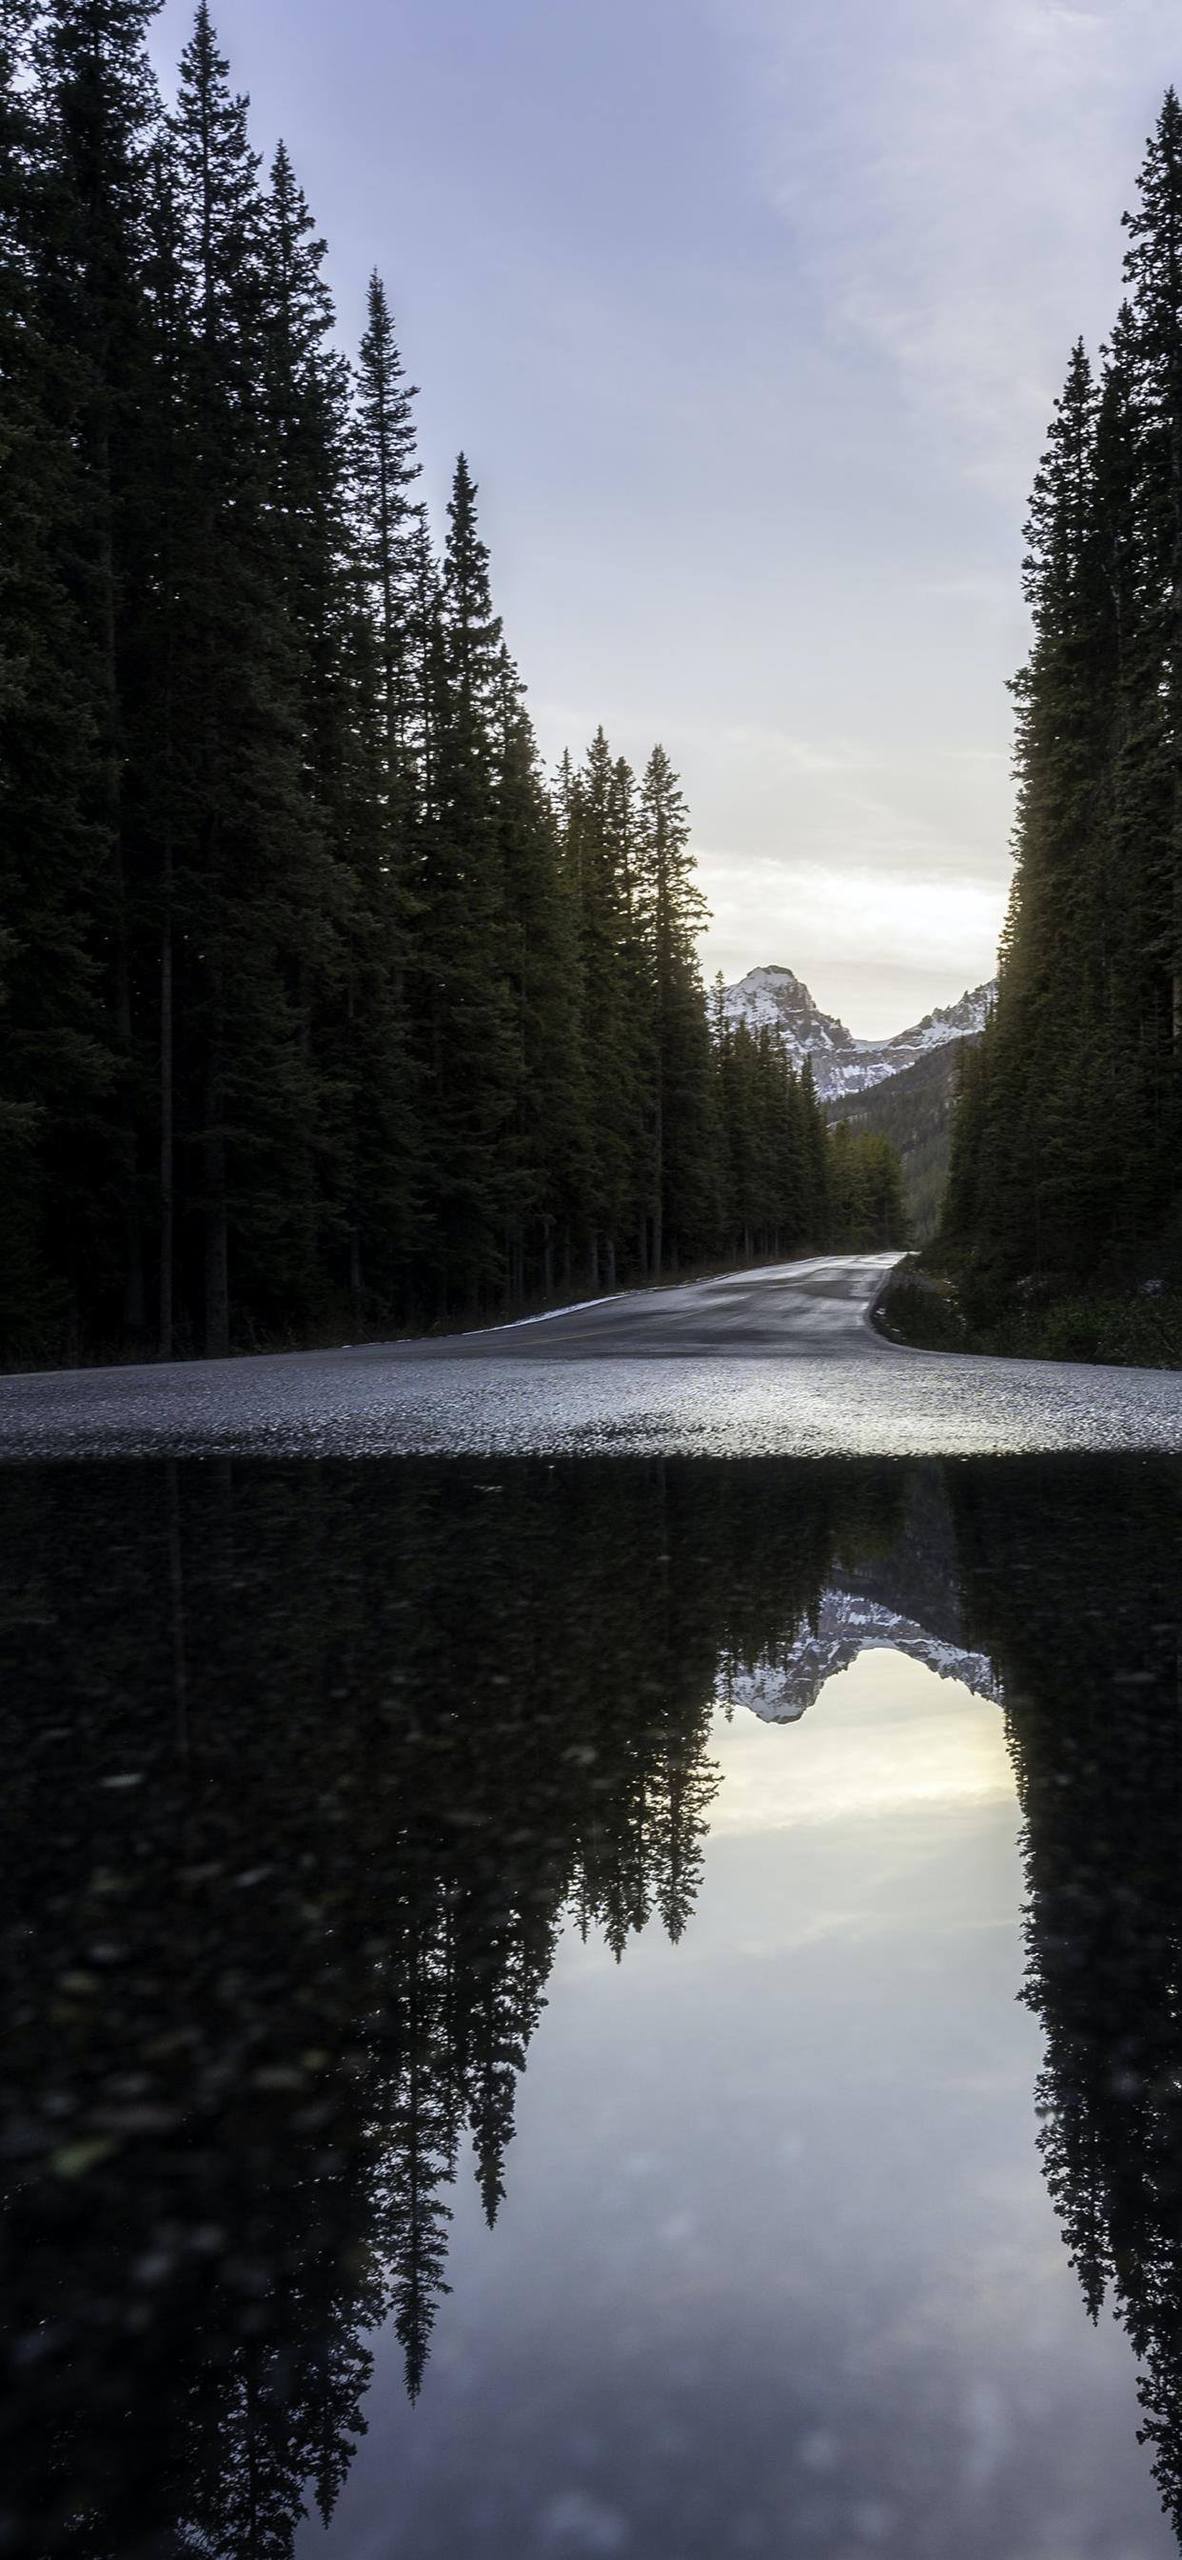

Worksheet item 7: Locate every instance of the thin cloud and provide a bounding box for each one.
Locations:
[696,851,1004,1031]
[723,0,1182,497]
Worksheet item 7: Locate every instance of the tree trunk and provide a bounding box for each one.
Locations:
[651,1090,664,1280]
[349,1227,364,1330]
[159,888,174,1360]
[117,905,146,1342]
[96,409,145,1344]
[204,1044,230,1358]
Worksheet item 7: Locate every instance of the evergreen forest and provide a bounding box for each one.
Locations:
[941,92,1182,1344]
[0,1,901,1368]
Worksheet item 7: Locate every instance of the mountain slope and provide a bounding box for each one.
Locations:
[826,1038,976,1241]
[721,965,992,1104]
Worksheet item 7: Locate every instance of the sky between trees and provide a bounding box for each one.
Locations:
[149,0,1182,1033]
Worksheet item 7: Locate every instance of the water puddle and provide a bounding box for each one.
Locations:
[2,1457,1179,2557]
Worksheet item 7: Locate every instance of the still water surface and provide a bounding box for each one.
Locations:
[2,1457,1180,2557]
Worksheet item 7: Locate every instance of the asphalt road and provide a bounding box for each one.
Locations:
[2,1252,1180,1460]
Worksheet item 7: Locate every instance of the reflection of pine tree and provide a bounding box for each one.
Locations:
[1032,2058,1112,2325]
[381,1937,456,2400]
[200,2354,326,2560]
[309,2324,376,2533]
[953,1459,1182,2535]
[466,1933,529,2228]
[0,1453,900,2555]
[654,1733,718,1946]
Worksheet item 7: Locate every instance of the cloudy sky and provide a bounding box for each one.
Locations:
[154,0,1182,1034]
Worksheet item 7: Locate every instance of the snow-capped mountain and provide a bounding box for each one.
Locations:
[721,966,994,1104]
[718,1589,998,1725]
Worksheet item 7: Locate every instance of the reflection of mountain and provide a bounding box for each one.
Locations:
[721,1588,998,1722]
[3,1456,1181,2558]
[721,1467,997,1722]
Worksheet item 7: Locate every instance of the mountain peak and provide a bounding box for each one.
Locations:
[721,966,994,1104]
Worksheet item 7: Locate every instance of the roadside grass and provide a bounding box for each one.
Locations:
[878,1258,1182,1370]
[873,1263,969,1352]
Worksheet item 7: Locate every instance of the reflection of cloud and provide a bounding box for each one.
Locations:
[712,1650,1015,1837]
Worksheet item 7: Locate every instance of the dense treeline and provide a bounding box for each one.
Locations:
[0,2,901,1367]
[943,93,1182,1316]
[831,1039,972,1243]
[828,1117,906,1252]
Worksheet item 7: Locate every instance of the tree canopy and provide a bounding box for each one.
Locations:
[0,3,903,1363]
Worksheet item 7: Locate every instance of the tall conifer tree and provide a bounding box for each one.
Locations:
[354,270,421,800]
[635,744,717,1270]
[414,456,516,1310]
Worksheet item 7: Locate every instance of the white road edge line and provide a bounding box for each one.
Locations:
[478,1254,900,1340]
[478,1294,623,1334]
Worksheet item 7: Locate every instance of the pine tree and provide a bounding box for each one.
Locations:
[414,456,516,1312]
[168,6,325,1350]
[1123,88,1182,1057]
[947,96,1182,1306]
[134,130,188,1352]
[2,3,757,1367]
[944,346,1115,1294]
[263,137,418,1327]
[798,1056,830,1246]
[492,648,589,1297]
[635,745,717,1272]
[560,727,649,1284]
[0,0,119,1356]
[38,0,165,1342]
[353,268,421,800]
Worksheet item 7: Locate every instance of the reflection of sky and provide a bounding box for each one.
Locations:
[154,0,1182,1031]
[712,1650,1014,1834]
[300,1651,1173,2560]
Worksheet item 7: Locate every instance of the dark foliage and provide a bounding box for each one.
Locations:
[0,1452,893,2554]
[829,1038,976,1243]
[943,97,1182,1314]
[0,6,900,1364]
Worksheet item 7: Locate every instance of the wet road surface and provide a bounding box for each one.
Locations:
[2,1252,1180,1458]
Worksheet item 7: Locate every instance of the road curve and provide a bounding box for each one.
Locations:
[1,1253,1180,1461]
[468,1252,899,1359]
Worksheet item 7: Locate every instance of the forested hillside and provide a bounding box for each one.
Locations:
[0,2,902,1368]
[830,1039,976,1243]
[942,92,1182,1337]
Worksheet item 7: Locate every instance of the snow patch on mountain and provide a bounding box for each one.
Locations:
[718,1588,998,1725]
[721,965,994,1104]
